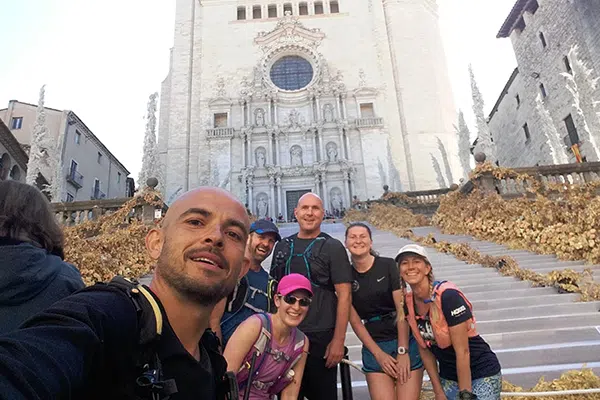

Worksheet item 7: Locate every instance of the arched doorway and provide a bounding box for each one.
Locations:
[9,165,21,181]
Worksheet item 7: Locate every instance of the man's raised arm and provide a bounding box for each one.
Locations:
[0,288,137,399]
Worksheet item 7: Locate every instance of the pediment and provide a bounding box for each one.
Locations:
[209,97,233,107]
[353,87,378,98]
[255,13,325,50]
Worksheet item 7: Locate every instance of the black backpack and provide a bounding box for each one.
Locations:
[271,233,334,291]
[101,276,238,400]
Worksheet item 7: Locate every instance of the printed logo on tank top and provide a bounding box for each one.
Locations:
[417,317,437,346]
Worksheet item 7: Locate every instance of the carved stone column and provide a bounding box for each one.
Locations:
[242,130,248,166]
[273,100,279,125]
[312,129,319,162]
[269,175,276,219]
[344,129,351,160]
[314,173,320,194]
[267,130,273,165]
[315,96,321,121]
[322,175,330,213]
[248,131,253,167]
[341,94,348,119]
[318,129,325,162]
[338,128,345,159]
[342,171,350,208]
[274,133,281,165]
[248,175,254,212]
[267,98,272,125]
[334,95,341,120]
[276,176,284,219]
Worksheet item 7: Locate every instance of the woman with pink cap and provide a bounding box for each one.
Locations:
[224,273,312,400]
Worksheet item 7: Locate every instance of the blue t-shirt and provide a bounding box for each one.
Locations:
[220,268,270,346]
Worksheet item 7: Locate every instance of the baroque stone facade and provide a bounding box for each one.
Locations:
[158,0,461,219]
[488,0,600,167]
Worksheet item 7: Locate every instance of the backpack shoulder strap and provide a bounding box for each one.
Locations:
[253,313,272,355]
[105,276,177,399]
[107,276,163,346]
[201,329,238,400]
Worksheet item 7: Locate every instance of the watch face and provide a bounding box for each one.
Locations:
[397,347,407,355]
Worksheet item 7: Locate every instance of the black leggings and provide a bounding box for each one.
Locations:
[297,352,338,400]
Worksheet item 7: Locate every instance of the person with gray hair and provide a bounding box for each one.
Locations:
[0,180,84,334]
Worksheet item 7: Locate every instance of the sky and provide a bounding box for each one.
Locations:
[0,0,518,181]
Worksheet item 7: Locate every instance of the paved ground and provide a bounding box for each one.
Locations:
[143,221,600,398]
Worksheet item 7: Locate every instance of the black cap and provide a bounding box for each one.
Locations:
[250,219,281,241]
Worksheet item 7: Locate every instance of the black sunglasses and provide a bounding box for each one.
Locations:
[281,294,312,307]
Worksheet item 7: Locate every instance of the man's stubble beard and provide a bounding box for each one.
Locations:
[157,241,238,307]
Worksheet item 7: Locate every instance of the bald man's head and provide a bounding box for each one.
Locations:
[146,187,250,306]
[298,192,323,208]
[295,192,324,237]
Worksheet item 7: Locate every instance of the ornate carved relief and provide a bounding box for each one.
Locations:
[215,77,227,97]
[255,13,325,52]
[290,145,303,166]
[285,109,305,129]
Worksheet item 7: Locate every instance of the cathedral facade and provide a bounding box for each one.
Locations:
[158,0,460,220]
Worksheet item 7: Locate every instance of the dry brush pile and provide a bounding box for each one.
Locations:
[63,191,165,285]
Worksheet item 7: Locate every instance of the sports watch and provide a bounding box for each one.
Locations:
[458,390,477,400]
[397,346,407,355]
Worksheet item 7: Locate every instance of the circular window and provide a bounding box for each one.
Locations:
[270,56,314,91]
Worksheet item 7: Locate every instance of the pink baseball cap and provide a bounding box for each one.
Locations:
[277,273,313,296]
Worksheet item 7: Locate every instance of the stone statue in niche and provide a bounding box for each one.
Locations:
[290,145,303,166]
[326,142,338,162]
[256,193,269,218]
[255,147,267,168]
[330,187,343,213]
[323,104,334,122]
[255,108,265,126]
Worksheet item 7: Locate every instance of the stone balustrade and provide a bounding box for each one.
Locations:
[403,188,453,203]
[354,154,600,216]
[52,178,168,227]
[354,117,384,128]
[207,127,235,138]
[473,153,600,198]
[52,198,129,226]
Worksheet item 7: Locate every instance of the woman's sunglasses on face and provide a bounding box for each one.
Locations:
[280,294,312,307]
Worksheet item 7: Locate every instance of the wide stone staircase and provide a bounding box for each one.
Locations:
[274,222,600,399]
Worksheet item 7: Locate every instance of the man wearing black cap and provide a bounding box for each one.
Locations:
[211,219,281,346]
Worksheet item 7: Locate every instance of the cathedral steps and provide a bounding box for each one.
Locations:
[305,223,600,397]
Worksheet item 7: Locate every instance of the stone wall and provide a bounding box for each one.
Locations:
[489,0,600,168]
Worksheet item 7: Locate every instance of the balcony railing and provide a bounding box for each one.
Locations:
[67,169,84,189]
[207,127,235,138]
[354,117,384,128]
[91,189,106,200]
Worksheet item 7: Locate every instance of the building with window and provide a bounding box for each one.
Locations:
[0,100,131,202]
[158,0,461,217]
[487,0,600,167]
[0,119,28,184]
